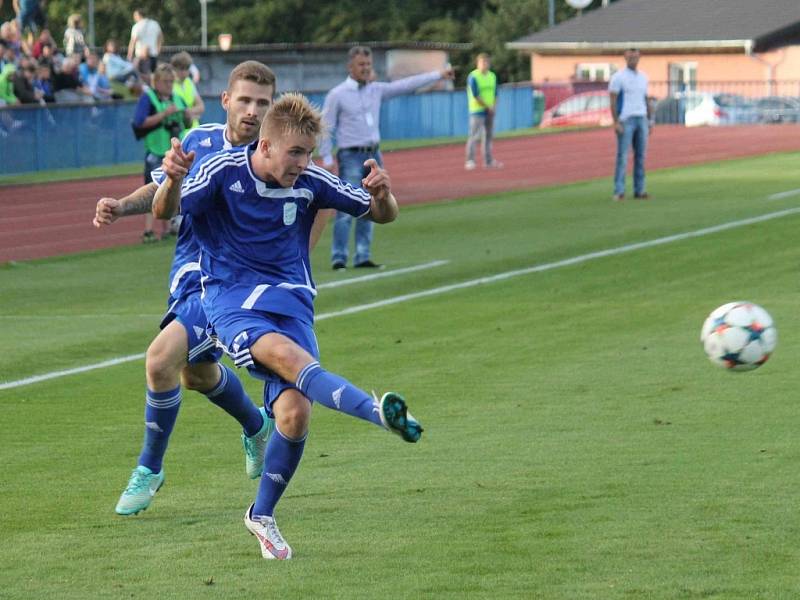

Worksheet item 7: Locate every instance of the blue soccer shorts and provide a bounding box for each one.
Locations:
[208,308,320,416]
[160,294,223,364]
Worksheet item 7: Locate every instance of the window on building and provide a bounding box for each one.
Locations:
[668,62,697,95]
[575,63,614,81]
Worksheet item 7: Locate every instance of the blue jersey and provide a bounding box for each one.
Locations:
[152,123,235,304]
[180,145,372,323]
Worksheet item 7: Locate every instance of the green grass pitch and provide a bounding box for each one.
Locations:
[2,152,800,598]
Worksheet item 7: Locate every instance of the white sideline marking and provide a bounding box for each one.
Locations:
[767,188,800,201]
[3,208,799,391]
[317,260,449,289]
[0,354,146,390]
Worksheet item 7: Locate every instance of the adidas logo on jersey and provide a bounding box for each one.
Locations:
[193,325,205,339]
[229,180,245,193]
[199,137,212,147]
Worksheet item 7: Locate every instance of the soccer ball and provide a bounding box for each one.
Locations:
[700,302,777,371]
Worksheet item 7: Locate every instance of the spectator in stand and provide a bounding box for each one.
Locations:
[30,27,53,59]
[0,40,13,70]
[0,58,18,105]
[127,9,162,76]
[34,60,53,102]
[170,51,203,128]
[79,51,112,101]
[13,0,46,43]
[53,54,92,103]
[62,13,86,58]
[12,55,42,104]
[1,19,27,59]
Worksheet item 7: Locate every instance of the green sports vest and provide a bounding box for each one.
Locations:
[467,69,497,114]
[173,78,199,129]
[143,88,187,156]
[0,64,18,104]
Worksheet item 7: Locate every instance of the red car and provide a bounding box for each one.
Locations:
[539,91,613,128]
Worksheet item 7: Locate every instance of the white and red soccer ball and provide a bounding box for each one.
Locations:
[700,302,777,371]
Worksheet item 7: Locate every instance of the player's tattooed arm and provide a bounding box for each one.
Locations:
[153,138,195,219]
[93,183,158,227]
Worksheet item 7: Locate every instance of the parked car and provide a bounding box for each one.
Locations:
[753,96,800,123]
[675,91,757,127]
[539,91,613,128]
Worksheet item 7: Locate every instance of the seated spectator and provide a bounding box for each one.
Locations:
[31,28,55,59]
[0,59,18,105]
[34,60,54,102]
[53,55,92,103]
[0,40,13,70]
[1,19,27,59]
[79,51,112,101]
[12,55,43,104]
[102,38,141,95]
[62,13,86,58]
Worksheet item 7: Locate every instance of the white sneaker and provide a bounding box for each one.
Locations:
[464,160,476,170]
[244,505,292,560]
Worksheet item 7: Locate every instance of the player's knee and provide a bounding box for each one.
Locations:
[274,391,310,438]
[145,343,182,388]
[181,363,220,392]
[256,336,308,380]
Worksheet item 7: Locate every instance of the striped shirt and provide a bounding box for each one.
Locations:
[180,146,372,322]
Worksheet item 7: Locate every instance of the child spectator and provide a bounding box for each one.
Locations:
[34,60,54,102]
[79,51,112,101]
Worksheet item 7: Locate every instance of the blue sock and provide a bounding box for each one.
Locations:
[295,361,382,427]
[205,364,264,436]
[138,385,182,473]
[252,426,306,518]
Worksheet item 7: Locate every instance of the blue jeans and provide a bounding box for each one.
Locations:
[331,148,383,266]
[613,116,649,196]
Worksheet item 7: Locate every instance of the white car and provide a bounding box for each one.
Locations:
[676,92,757,127]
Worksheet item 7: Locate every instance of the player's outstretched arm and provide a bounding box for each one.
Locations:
[93,182,159,227]
[362,158,398,224]
[153,137,195,219]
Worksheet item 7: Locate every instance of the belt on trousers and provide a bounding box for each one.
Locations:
[340,145,379,153]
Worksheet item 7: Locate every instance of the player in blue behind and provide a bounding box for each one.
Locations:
[154,93,422,559]
[93,61,282,516]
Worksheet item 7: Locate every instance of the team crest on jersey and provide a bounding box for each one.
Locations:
[283,202,297,225]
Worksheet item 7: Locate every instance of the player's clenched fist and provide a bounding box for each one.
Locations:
[161,137,196,182]
[93,197,121,227]
[361,158,391,201]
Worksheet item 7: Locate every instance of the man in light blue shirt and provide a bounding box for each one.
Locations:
[320,46,453,270]
[609,48,653,201]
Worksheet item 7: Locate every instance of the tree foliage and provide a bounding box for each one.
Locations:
[2,0,618,83]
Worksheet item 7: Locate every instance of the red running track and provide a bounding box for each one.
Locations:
[2,124,799,263]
